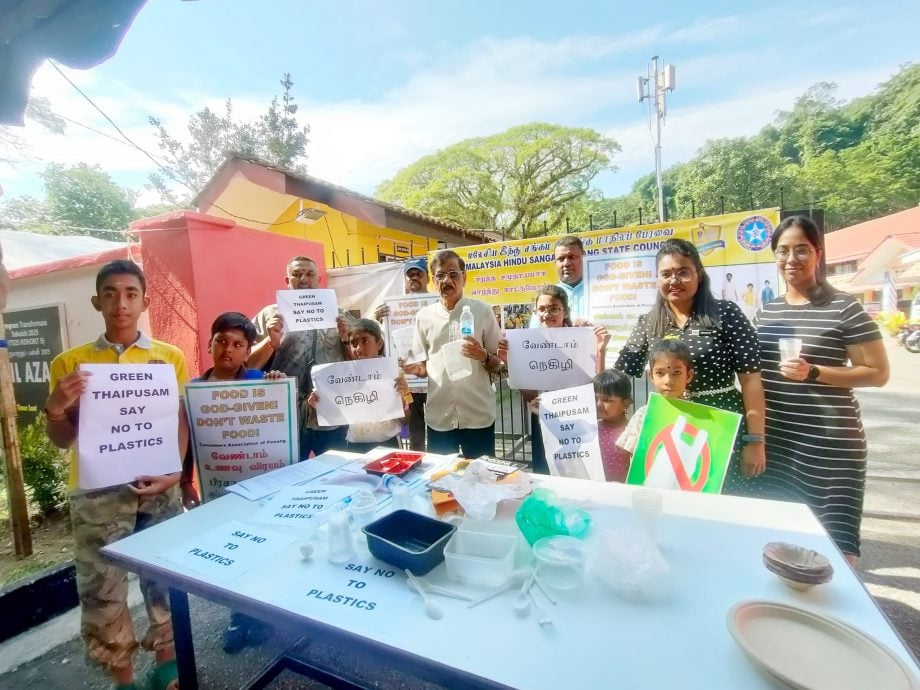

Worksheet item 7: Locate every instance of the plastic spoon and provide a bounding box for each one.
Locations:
[405,569,444,620]
[406,578,473,601]
[528,591,553,626]
[531,571,557,605]
[511,574,535,616]
[467,569,529,609]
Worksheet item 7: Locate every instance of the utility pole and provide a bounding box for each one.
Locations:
[637,56,676,223]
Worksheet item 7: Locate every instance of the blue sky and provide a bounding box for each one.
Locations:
[2,0,919,208]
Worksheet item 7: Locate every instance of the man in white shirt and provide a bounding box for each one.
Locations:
[403,250,502,457]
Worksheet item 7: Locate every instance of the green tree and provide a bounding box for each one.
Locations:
[148,73,310,204]
[666,137,799,218]
[41,163,138,238]
[0,163,138,239]
[0,97,66,167]
[376,123,619,235]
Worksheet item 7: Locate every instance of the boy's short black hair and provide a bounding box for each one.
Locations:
[210,312,257,345]
[593,369,632,401]
[648,339,693,370]
[96,260,146,294]
[348,318,386,355]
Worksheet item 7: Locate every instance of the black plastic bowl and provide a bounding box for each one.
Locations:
[362,510,456,575]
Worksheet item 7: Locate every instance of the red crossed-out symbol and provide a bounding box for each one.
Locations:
[644,421,711,492]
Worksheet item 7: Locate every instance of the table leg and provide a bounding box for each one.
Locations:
[169,588,198,690]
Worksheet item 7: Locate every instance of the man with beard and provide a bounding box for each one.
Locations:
[248,256,348,458]
[402,250,502,457]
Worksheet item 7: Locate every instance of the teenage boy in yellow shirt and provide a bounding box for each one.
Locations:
[45,260,188,690]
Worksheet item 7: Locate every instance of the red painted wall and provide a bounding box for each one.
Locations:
[131,211,326,376]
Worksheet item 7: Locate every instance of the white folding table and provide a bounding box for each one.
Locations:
[101,452,920,689]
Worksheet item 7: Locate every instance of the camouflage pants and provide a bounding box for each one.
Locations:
[70,485,181,672]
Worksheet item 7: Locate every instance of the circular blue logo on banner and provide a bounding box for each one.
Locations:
[736,215,773,251]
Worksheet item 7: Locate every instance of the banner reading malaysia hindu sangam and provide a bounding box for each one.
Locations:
[446,209,781,307]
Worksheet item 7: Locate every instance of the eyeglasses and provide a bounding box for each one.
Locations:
[774,246,813,262]
[433,271,462,282]
[536,306,564,316]
[658,268,696,282]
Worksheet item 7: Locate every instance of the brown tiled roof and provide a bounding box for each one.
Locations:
[825,207,920,263]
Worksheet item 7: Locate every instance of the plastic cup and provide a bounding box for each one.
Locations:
[327,510,356,563]
[778,337,803,362]
[348,490,378,530]
[631,489,663,541]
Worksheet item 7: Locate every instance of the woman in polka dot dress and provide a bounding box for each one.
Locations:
[614,239,766,495]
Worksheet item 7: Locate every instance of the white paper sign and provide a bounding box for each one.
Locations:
[312,358,403,426]
[245,485,358,527]
[159,520,295,582]
[270,552,418,634]
[586,254,659,363]
[390,327,418,361]
[537,384,605,482]
[276,288,339,331]
[185,378,299,502]
[76,363,181,490]
[384,294,437,373]
[506,327,597,391]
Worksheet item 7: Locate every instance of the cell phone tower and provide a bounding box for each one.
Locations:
[637,56,676,223]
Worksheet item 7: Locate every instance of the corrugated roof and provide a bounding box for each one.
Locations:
[0,229,128,271]
[825,207,920,263]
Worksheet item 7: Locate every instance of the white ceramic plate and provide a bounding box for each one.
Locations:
[726,600,920,690]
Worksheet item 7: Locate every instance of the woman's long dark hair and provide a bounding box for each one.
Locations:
[648,239,720,338]
[771,215,835,306]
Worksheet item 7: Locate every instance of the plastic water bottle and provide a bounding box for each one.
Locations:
[460,305,474,337]
[383,475,412,512]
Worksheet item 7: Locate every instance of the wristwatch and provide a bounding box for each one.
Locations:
[741,434,764,444]
[805,364,820,382]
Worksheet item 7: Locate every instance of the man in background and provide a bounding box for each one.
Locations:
[374,257,431,450]
[248,256,348,458]
[530,236,588,326]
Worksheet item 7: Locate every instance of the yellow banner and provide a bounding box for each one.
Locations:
[447,209,780,306]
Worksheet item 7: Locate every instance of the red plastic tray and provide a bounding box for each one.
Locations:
[363,451,425,477]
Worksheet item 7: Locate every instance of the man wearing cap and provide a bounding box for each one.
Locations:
[374,257,430,450]
[248,256,348,458]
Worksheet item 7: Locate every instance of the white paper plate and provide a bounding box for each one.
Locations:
[727,600,920,690]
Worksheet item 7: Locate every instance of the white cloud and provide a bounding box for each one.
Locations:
[1,5,915,208]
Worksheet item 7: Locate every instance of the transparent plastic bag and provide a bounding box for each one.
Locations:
[593,525,670,601]
[442,459,532,521]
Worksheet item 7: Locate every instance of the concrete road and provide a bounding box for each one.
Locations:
[1,340,918,689]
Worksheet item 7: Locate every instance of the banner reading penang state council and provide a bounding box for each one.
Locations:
[186,378,298,502]
[443,209,780,336]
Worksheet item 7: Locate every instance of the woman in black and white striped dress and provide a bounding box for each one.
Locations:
[754,215,889,564]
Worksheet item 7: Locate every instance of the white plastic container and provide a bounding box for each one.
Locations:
[444,530,518,586]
